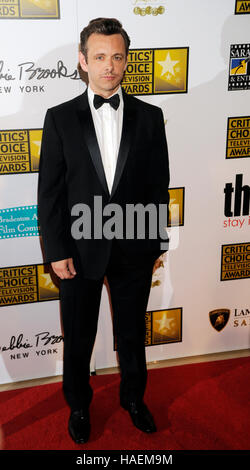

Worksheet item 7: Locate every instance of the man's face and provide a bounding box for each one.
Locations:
[79,33,128,97]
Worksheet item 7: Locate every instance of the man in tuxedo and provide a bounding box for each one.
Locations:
[38,18,169,444]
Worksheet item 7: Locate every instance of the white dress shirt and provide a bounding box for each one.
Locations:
[88,86,124,193]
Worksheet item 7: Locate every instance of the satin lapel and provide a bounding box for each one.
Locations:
[110,94,134,199]
[77,92,110,197]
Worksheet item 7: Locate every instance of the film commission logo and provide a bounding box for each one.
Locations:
[0,205,39,238]
[0,263,59,307]
[122,47,189,95]
[0,129,42,174]
[0,0,60,19]
[228,44,250,91]
[132,0,166,16]
[235,0,250,14]
[226,116,250,159]
[114,308,182,349]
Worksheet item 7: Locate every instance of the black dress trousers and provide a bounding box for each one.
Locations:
[60,240,155,412]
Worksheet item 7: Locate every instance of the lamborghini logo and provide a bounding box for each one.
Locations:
[209,309,230,332]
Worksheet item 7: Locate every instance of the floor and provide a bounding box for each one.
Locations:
[0,348,249,392]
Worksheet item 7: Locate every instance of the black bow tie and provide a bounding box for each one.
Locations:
[93,93,120,110]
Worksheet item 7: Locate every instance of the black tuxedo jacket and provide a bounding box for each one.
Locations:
[38,89,170,279]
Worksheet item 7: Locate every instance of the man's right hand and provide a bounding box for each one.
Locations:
[51,258,76,280]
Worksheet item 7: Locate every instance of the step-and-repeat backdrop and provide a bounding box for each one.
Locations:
[0,0,249,384]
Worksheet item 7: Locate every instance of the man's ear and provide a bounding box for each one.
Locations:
[79,51,88,72]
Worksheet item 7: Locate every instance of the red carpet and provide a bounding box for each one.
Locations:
[0,356,250,450]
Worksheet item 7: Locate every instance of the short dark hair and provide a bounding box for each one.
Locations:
[80,17,131,59]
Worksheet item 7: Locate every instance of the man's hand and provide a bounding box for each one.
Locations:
[51,258,76,280]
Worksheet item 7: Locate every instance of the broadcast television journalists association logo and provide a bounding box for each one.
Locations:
[0,0,60,19]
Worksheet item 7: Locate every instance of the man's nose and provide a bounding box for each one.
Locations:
[105,57,114,71]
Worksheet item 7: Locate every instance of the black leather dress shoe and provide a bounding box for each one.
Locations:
[122,401,157,433]
[68,409,90,444]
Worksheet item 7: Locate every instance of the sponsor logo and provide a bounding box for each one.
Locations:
[234,307,250,327]
[0,128,42,175]
[209,309,230,332]
[223,173,250,230]
[221,242,250,281]
[0,205,39,238]
[210,307,250,330]
[0,0,60,19]
[0,330,63,361]
[0,59,80,96]
[114,307,182,350]
[132,0,166,16]
[235,0,250,14]
[228,44,250,91]
[122,47,189,95]
[226,116,250,159]
[0,263,59,307]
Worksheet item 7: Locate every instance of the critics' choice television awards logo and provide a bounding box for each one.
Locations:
[209,309,230,332]
[226,116,250,159]
[0,263,59,307]
[221,242,250,281]
[228,44,250,90]
[235,0,250,13]
[121,48,189,95]
[114,308,182,350]
[0,129,42,174]
[0,0,60,19]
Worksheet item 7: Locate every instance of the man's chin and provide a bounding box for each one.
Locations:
[99,84,121,96]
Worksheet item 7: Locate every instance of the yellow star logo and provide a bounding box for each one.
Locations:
[155,313,173,334]
[40,273,57,290]
[157,52,179,77]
